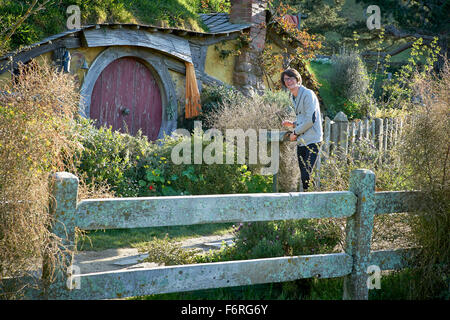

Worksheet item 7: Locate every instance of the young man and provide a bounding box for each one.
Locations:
[280,68,323,191]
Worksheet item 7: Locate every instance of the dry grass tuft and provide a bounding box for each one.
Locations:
[204,91,300,192]
[0,60,80,298]
[398,58,450,299]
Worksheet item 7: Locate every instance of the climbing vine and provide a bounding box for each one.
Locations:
[213,1,322,95]
[262,1,322,93]
[214,33,251,60]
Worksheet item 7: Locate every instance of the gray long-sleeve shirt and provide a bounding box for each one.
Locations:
[291,85,323,146]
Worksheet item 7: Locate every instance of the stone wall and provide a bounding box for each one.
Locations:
[230,0,268,96]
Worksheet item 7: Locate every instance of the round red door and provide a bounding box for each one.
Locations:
[90,57,162,140]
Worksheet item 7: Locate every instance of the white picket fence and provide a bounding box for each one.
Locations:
[322,111,405,159]
[272,111,406,192]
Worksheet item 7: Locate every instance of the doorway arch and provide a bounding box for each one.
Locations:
[80,46,178,140]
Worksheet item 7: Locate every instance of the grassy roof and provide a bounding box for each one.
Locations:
[0,0,230,52]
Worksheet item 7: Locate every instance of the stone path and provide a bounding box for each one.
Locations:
[73,234,235,274]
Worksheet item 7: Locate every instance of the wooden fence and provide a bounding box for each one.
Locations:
[16,169,420,300]
[272,112,406,192]
[322,112,405,158]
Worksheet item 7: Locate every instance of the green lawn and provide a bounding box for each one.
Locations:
[307,61,338,113]
[76,222,234,251]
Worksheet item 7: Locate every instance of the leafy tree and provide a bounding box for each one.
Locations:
[0,0,51,55]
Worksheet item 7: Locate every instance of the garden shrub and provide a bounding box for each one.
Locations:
[135,234,201,266]
[377,38,440,112]
[328,50,375,119]
[70,117,150,197]
[261,89,292,108]
[200,85,244,117]
[70,116,273,198]
[197,218,341,265]
[133,128,273,197]
[230,219,340,260]
[186,84,245,131]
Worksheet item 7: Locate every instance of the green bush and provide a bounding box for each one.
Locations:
[261,89,291,109]
[70,117,150,197]
[201,85,244,114]
[200,219,340,263]
[133,128,273,197]
[238,219,339,258]
[196,84,245,129]
[327,96,366,120]
[377,38,440,112]
[71,118,272,198]
[135,234,201,266]
[328,50,375,118]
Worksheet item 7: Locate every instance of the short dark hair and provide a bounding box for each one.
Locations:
[280,68,302,88]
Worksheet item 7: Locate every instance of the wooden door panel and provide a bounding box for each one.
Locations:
[116,57,136,134]
[134,60,162,141]
[90,57,162,140]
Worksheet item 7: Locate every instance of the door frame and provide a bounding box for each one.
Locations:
[80,46,178,140]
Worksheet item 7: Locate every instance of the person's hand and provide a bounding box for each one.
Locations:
[289,133,297,141]
[282,120,294,128]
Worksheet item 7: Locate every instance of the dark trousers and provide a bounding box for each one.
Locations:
[296,143,320,191]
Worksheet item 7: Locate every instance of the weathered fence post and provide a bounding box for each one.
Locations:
[370,119,375,144]
[383,118,389,154]
[398,117,404,140]
[42,172,79,299]
[387,118,392,147]
[393,118,398,146]
[364,118,370,140]
[343,169,376,300]
[333,112,349,158]
[349,121,356,148]
[322,116,332,157]
[356,120,363,141]
[391,118,395,146]
[374,118,383,152]
[330,119,338,155]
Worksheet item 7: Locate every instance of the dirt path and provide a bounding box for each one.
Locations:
[73,234,234,274]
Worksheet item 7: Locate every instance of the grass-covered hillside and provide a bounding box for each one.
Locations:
[0,0,230,53]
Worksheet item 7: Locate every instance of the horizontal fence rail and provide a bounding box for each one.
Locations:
[50,253,354,300]
[15,169,421,300]
[374,191,422,215]
[75,191,357,230]
[34,249,417,300]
